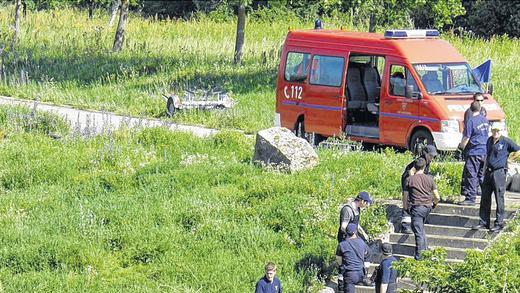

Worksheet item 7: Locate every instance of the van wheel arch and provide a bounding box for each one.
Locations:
[408,128,434,156]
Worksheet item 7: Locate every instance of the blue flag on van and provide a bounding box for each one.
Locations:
[473,59,491,83]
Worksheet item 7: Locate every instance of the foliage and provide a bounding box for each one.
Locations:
[465,0,520,38]
[395,215,520,292]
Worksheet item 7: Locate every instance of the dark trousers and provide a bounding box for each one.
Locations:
[461,155,486,202]
[342,270,364,293]
[479,169,506,227]
[410,205,432,260]
[401,191,412,231]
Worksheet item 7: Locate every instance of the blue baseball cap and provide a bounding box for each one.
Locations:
[346,223,358,235]
[356,191,372,204]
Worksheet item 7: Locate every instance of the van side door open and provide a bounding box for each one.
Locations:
[344,55,385,139]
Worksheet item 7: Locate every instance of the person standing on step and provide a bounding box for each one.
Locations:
[337,191,372,243]
[374,243,398,293]
[472,122,520,232]
[255,262,282,293]
[458,101,489,206]
[336,223,370,293]
[407,157,440,260]
[400,145,438,234]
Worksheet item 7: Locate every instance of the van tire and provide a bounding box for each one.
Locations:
[409,129,434,156]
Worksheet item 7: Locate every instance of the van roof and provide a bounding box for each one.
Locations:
[286,30,465,63]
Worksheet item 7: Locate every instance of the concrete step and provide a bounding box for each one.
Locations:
[390,233,489,250]
[324,277,417,293]
[433,203,516,218]
[424,224,494,238]
[391,243,473,260]
[393,253,463,264]
[426,213,480,228]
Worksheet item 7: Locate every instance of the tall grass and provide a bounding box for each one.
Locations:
[1,8,518,137]
[0,105,464,292]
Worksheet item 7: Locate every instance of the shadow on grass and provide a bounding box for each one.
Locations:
[294,253,336,287]
[6,48,277,95]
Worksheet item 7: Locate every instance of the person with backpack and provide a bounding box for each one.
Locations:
[336,223,370,293]
[337,192,372,243]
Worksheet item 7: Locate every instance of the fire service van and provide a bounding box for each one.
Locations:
[274,28,506,152]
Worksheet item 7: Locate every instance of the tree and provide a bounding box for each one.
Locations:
[108,0,120,26]
[11,0,22,52]
[233,0,251,65]
[112,0,129,52]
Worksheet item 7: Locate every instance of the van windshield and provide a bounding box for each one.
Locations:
[413,63,483,95]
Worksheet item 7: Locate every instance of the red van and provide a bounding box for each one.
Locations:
[274,29,507,152]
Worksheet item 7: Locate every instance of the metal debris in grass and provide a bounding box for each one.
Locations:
[163,88,235,117]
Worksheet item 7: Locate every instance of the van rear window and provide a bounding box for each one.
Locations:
[309,55,344,87]
[285,52,311,82]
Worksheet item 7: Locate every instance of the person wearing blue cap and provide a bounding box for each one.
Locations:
[400,145,437,234]
[336,223,370,293]
[337,191,372,243]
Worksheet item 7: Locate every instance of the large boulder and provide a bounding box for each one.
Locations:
[253,127,318,172]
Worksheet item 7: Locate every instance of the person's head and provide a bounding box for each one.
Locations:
[473,93,485,103]
[414,157,426,171]
[391,72,404,79]
[491,122,503,139]
[264,262,277,282]
[421,145,438,163]
[470,100,481,113]
[381,243,393,256]
[346,223,358,238]
[355,191,372,208]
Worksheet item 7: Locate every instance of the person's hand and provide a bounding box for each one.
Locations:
[432,202,438,209]
[457,143,464,151]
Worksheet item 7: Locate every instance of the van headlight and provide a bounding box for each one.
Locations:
[441,119,459,133]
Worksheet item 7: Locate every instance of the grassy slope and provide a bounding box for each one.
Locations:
[0,8,519,138]
[0,106,463,292]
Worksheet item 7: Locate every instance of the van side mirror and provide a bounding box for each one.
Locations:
[487,82,494,95]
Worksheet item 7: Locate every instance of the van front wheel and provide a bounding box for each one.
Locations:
[409,130,434,156]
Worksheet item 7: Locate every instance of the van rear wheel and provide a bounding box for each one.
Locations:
[409,129,434,156]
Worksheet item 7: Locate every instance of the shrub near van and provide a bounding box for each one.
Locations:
[275,28,506,153]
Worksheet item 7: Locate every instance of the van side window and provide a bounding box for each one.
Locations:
[389,65,418,97]
[285,52,311,82]
[309,55,344,87]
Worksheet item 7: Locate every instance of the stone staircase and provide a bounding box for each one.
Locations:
[323,191,519,293]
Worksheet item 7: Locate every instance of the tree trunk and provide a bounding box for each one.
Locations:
[112,0,129,52]
[22,0,26,18]
[368,13,376,33]
[234,4,246,65]
[11,0,22,52]
[88,0,94,20]
[108,0,121,27]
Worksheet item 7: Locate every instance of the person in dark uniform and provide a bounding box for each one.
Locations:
[336,223,370,293]
[337,192,372,243]
[255,262,282,293]
[472,122,520,232]
[400,145,438,234]
[407,158,440,260]
[458,101,489,205]
[463,93,487,127]
[374,243,398,293]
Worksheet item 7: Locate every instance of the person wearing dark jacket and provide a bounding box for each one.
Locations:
[375,243,398,293]
[336,223,370,293]
[463,93,487,127]
[473,122,520,232]
[255,262,282,293]
[458,101,489,205]
[400,145,438,234]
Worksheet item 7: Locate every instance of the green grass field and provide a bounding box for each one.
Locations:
[0,6,518,292]
[0,8,519,139]
[0,106,465,292]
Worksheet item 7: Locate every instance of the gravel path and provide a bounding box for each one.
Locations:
[0,95,219,137]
